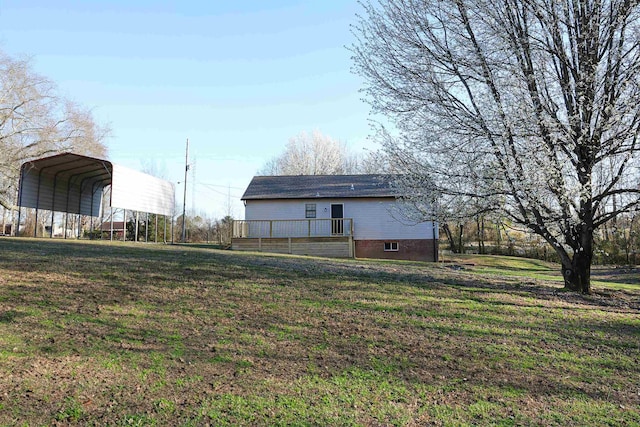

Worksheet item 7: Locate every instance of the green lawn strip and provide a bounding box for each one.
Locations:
[0,238,638,425]
[445,253,640,291]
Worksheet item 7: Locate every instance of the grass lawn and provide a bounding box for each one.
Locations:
[0,238,638,426]
[443,253,640,291]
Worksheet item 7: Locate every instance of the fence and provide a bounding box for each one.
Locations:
[233,219,353,239]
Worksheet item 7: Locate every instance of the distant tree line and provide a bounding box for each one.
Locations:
[441,212,640,266]
[174,214,234,246]
[259,130,385,176]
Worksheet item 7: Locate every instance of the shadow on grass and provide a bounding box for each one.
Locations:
[2,237,638,311]
[1,237,639,415]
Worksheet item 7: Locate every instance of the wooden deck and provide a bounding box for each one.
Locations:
[232,219,354,258]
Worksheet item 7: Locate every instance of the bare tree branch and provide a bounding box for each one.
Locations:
[0,50,110,209]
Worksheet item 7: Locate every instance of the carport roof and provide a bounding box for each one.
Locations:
[18,153,175,217]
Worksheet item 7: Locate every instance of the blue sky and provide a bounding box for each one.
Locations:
[0,1,373,219]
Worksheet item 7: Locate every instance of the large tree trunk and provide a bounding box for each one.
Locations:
[561,254,591,294]
[560,229,593,294]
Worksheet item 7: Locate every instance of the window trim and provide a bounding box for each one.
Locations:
[305,203,317,219]
[384,242,399,252]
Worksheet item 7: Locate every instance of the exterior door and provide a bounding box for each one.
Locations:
[331,204,344,235]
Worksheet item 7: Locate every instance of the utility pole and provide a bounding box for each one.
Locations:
[181,138,189,243]
[227,183,231,218]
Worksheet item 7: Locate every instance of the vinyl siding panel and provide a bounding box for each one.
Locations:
[245,200,335,221]
[244,198,437,240]
[348,199,435,240]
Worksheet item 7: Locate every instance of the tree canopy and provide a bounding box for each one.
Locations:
[351,0,640,293]
[259,129,388,176]
[259,130,356,176]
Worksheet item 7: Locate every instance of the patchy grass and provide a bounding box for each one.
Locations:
[0,238,638,426]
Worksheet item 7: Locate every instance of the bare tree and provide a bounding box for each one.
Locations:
[352,0,640,293]
[0,51,109,210]
[352,149,392,174]
[260,130,360,175]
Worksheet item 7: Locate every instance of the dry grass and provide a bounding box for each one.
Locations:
[0,238,638,426]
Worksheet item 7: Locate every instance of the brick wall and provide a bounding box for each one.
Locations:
[355,239,438,262]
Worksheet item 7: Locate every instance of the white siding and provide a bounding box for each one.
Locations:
[245,200,334,221]
[347,199,435,240]
[244,198,437,240]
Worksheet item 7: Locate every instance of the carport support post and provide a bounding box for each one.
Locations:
[89,186,95,240]
[123,209,127,242]
[33,167,46,237]
[135,211,139,242]
[16,207,21,237]
[99,192,105,241]
[110,207,114,241]
[16,172,24,237]
[50,174,58,238]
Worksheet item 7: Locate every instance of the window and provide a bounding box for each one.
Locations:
[384,242,399,251]
[305,203,317,218]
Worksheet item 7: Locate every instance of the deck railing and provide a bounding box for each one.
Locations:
[233,218,353,238]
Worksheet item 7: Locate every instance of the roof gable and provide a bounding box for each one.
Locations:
[241,174,398,200]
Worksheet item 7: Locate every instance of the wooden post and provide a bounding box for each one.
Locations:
[349,236,354,258]
[350,219,355,258]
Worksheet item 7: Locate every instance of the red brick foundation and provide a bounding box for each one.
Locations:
[354,239,438,262]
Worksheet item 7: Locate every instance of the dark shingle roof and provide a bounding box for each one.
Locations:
[241,174,398,200]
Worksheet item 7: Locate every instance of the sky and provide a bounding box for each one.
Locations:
[0,1,374,219]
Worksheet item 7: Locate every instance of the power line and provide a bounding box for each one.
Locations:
[196,182,245,191]
[196,183,242,199]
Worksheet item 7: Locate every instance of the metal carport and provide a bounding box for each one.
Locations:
[17,153,175,240]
